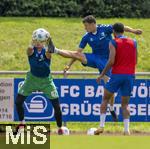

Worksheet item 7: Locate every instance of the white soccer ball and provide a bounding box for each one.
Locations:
[32,28,50,42]
[61,126,70,135]
[87,128,97,135]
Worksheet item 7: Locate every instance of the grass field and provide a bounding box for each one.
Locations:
[0,122,150,149]
[0,17,150,74]
[51,121,150,131]
[1,122,150,134]
[0,134,149,149]
[51,136,150,149]
[50,122,150,149]
[51,122,150,149]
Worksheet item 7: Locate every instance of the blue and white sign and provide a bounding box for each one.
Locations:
[14,79,54,121]
[14,79,150,122]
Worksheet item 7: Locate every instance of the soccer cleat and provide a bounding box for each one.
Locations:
[94,127,104,135]
[47,37,55,53]
[123,131,130,136]
[110,109,118,122]
[13,124,26,135]
[57,128,63,135]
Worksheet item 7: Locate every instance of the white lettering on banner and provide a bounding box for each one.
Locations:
[131,83,150,98]
[138,104,146,115]
[148,105,150,115]
[93,104,100,115]
[0,79,14,121]
[85,86,104,97]
[85,86,94,97]
[115,104,121,115]
[70,104,80,115]
[129,104,136,116]
[95,86,104,97]
[70,86,80,97]
[81,101,91,115]
[60,102,150,116]
[149,86,150,98]
[131,86,137,98]
[61,86,69,97]
[61,84,149,98]
[138,83,148,98]
[61,104,69,115]
[61,85,80,97]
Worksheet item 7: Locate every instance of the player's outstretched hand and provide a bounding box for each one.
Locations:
[27,41,34,56]
[96,75,103,84]
[134,29,143,35]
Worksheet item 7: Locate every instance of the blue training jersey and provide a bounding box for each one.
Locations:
[79,24,113,58]
[28,47,51,77]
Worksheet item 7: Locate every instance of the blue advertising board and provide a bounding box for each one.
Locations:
[14,79,150,122]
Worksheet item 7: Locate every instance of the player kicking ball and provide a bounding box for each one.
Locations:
[47,15,142,122]
[15,28,63,135]
[95,23,138,135]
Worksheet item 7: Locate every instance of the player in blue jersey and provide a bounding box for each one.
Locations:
[95,23,137,135]
[48,15,142,122]
[15,28,63,135]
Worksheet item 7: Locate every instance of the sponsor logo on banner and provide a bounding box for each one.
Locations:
[14,79,54,121]
[0,79,14,121]
[24,95,54,120]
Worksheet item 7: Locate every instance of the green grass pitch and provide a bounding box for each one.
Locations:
[0,17,150,74]
[51,136,150,149]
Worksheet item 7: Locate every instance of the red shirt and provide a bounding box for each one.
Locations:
[112,36,137,75]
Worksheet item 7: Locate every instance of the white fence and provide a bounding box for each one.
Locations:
[0,71,150,77]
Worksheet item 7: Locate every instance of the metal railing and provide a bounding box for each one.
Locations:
[0,71,150,77]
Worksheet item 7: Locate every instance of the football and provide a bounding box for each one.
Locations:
[61,126,70,135]
[87,128,97,135]
[32,28,50,42]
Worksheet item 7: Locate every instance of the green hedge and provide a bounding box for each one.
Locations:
[0,0,150,17]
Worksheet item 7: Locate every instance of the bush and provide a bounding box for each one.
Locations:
[0,0,149,17]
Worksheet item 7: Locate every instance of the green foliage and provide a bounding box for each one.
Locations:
[0,0,150,17]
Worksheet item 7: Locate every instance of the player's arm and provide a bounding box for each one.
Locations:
[27,43,34,56]
[124,26,142,35]
[134,39,138,64]
[96,42,116,83]
[136,48,138,64]
[64,48,84,72]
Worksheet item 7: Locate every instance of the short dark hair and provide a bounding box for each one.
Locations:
[113,23,124,33]
[82,15,96,24]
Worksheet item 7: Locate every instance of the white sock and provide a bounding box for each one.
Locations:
[55,47,60,54]
[124,119,130,132]
[100,113,106,128]
[109,105,114,111]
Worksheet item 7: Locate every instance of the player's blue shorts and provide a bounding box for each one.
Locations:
[82,53,111,77]
[105,74,135,96]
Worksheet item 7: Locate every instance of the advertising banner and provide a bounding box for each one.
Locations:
[14,79,150,122]
[0,79,14,121]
